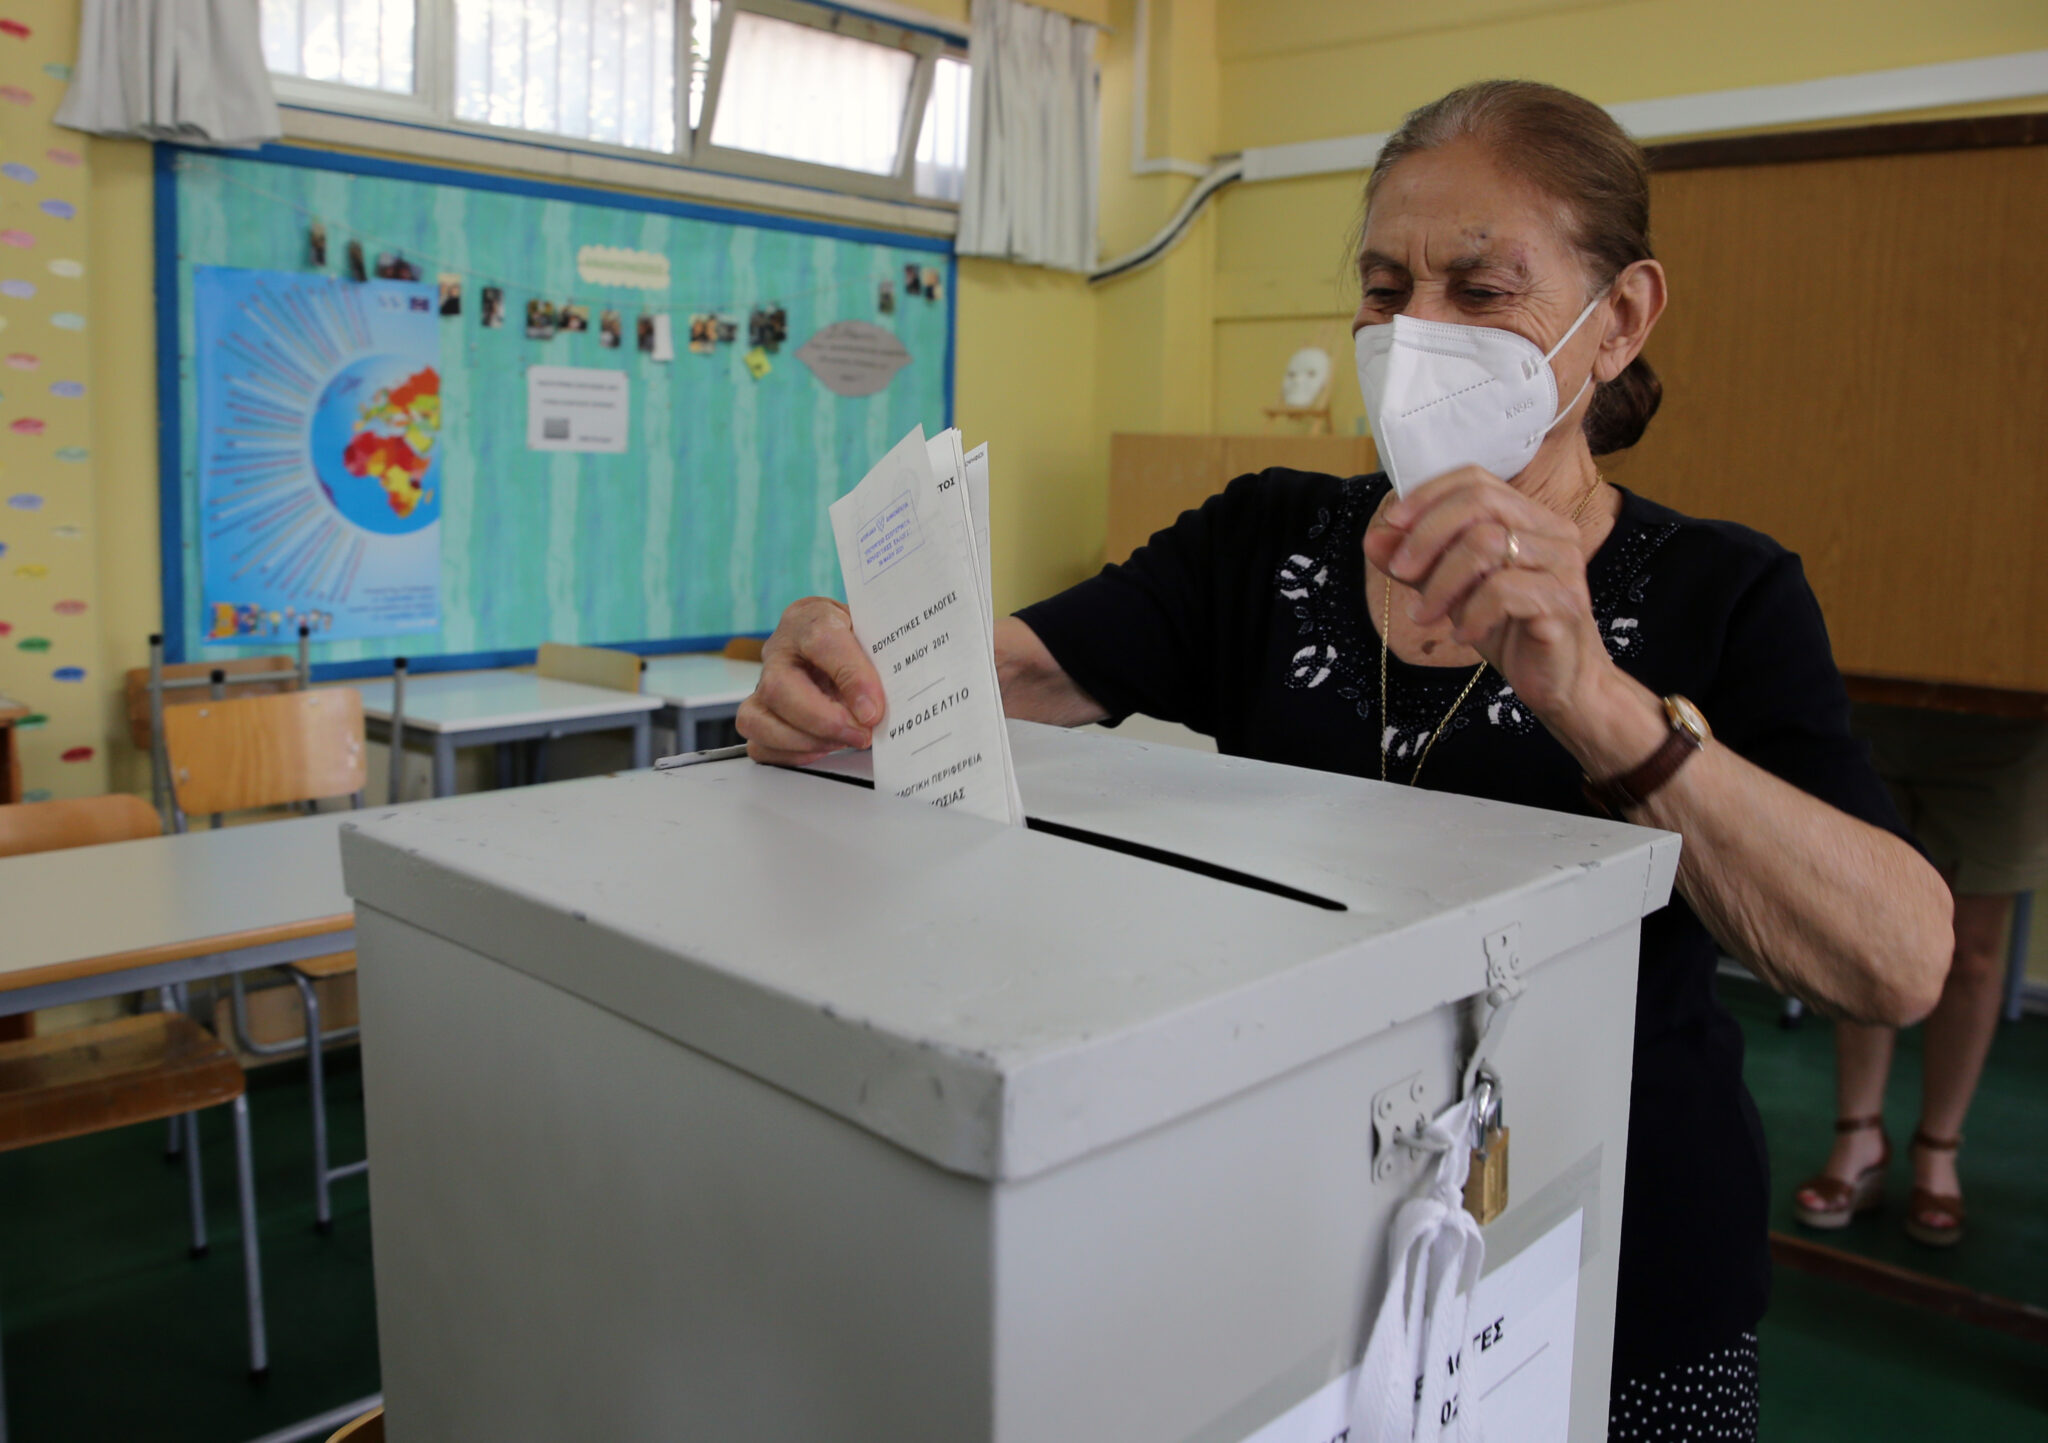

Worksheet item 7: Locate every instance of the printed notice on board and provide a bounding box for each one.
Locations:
[829,426,1021,826]
[527,365,630,452]
[1233,1211,1583,1443]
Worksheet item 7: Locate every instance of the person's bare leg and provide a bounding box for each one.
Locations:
[1810,1021,1896,1187]
[1911,890,2012,1203]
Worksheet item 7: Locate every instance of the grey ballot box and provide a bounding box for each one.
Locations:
[341,721,1677,1443]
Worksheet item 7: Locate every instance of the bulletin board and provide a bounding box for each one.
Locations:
[156,142,955,678]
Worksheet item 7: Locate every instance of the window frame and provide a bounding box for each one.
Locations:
[262,0,967,211]
[691,0,947,205]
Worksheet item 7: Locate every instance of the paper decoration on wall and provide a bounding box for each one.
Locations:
[308,220,326,267]
[526,366,629,453]
[921,268,943,303]
[437,274,461,316]
[599,308,622,348]
[194,268,443,643]
[561,303,589,334]
[877,279,895,314]
[480,286,505,328]
[715,315,737,344]
[345,239,366,282]
[795,321,912,398]
[525,298,557,339]
[374,252,420,282]
[688,313,716,355]
[577,245,671,291]
[743,346,771,379]
[647,313,674,361]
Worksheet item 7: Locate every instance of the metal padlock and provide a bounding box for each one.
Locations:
[1463,1073,1509,1225]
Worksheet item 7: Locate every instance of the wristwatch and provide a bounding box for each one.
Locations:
[1583,695,1711,815]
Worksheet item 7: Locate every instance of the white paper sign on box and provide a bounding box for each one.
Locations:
[829,426,1020,826]
[1236,1211,1583,1443]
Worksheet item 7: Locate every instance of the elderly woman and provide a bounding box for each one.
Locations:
[739,80,1950,1441]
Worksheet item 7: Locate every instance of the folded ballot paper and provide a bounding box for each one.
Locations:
[828,426,1023,826]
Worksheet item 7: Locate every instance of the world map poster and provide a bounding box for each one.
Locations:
[194,267,443,644]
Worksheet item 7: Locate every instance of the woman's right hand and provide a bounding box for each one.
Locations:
[735,597,885,764]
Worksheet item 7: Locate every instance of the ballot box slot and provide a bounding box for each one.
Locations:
[778,763,1347,912]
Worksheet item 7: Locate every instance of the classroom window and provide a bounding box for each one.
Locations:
[688,1,719,132]
[708,11,914,176]
[453,0,680,153]
[914,54,970,202]
[262,0,420,94]
[260,0,967,209]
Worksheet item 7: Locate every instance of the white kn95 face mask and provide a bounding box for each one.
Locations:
[1356,293,1605,497]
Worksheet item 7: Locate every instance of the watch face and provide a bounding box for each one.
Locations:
[1667,695,1711,744]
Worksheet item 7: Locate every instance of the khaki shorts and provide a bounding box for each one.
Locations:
[1851,702,2048,896]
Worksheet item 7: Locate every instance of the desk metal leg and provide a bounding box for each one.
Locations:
[292,971,334,1232]
[631,716,652,770]
[680,709,699,756]
[184,1112,210,1257]
[233,1094,270,1378]
[433,736,457,798]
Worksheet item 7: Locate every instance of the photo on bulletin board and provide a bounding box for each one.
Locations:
[156,143,955,678]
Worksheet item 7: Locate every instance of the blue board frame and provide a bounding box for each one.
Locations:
[154,140,957,680]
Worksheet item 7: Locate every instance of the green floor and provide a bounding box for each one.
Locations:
[0,1053,379,1442]
[1726,980,2048,1439]
[0,987,2041,1441]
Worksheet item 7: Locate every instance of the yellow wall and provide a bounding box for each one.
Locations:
[1205,0,2048,434]
[0,12,111,801]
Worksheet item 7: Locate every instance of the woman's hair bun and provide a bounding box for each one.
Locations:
[1585,354,1662,456]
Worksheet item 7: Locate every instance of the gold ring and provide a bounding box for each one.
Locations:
[1502,528,1522,567]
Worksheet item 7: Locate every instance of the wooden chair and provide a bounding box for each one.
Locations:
[162,688,367,833]
[723,635,765,662]
[327,1405,384,1442]
[0,795,163,1043]
[0,793,162,859]
[0,798,270,1402]
[528,643,644,782]
[128,632,309,823]
[536,641,644,692]
[162,688,369,1231]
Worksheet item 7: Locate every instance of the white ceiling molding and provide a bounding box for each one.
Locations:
[1239,48,2048,184]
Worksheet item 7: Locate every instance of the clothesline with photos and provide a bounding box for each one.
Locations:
[171,154,951,362]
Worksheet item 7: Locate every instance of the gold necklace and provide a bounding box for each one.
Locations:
[1379,472,1604,786]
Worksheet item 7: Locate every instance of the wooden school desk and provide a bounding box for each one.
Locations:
[346,671,661,798]
[639,654,763,754]
[0,698,27,806]
[0,811,354,1019]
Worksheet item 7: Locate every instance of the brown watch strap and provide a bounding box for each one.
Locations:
[1583,722,1703,815]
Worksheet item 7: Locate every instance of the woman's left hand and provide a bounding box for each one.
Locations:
[1363,466,1615,734]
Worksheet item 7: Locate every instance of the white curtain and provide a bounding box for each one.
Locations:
[957,0,1099,273]
[55,0,282,147]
